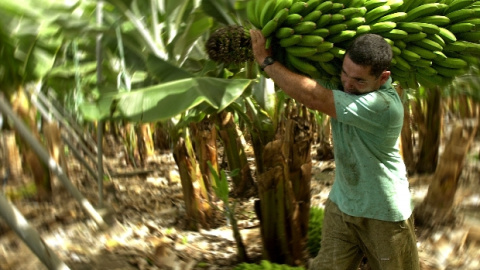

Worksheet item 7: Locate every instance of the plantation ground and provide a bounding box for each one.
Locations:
[0,136,480,270]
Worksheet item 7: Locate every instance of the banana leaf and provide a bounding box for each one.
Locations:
[80,77,252,122]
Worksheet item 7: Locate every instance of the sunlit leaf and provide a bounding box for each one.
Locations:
[80,77,251,122]
[172,11,213,60]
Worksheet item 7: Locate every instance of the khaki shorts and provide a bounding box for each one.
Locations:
[309,199,420,270]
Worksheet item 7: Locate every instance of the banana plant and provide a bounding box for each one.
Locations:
[414,63,480,226]
[0,0,74,200]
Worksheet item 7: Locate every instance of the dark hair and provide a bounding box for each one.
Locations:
[346,34,392,77]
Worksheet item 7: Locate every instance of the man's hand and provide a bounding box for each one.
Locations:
[250,29,272,65]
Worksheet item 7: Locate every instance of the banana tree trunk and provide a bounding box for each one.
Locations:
[3,131,23,182]
[138,123,155,165]
[153,121,172,151]
[172,134,212,231]
[11,88,51,200]
[123,122,140,167]
[217,111,255,197]
[256,109,313,267]
[190,116,218,202]
[43,122,69,201]
[397,86,415,175]
[415,117,478,226]
[416,87,442,174]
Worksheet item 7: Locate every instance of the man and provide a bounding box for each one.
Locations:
[250,29,420,270]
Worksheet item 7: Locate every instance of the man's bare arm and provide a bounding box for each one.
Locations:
[250,29,337,118]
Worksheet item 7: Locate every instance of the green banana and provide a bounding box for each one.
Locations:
[432,50,448,61]
[349,0,366,8]
[417,15,451,26]
[328,23,348,35]
[457,53,480,65]
[438,27,457,43]
[387,0,404,11]
[293,21,317,34]
[445,9,476,24]
[400,49,421,62]
[274,8,290,26]
[458,18,480,27]
[391,66,410,78]
[330,14,346,24]
[413,38,444,51]
[304,10,322,22]
[335,0,353,6]
[286,46,318,57]
[315,1,333,13]
[391,45,402,55]
[377,12,408,22]
[382,29,409,39]
[396,22,423,33]
[308,51,335,62]
[404,3,447,22]
[316,14,333,28]
[303,0,322,15]
[409,58,433,68]
[316,41,335,52]
[433,56,468,68]
[433,65,466,77]
[356,25,372,35]
[299,35,325,46]
[370,21,397,33]
[364,0,389,11]
[416,65,438,76]
[331,3,345,13]
[393,55,411,71]
[311,28,330,37]
[339,7,367,18]
[402,32,427,42]
[262,19,279,37]
[443,41,468,52]
[447,22,476,33]
[456,31,480,42]
[463,41,480,54]
[383,37,394,46]
[274,0,293,14]
[255,0,269,27]
[407,45,438,59]
[247,0,261,29]
[444,0,476,14]
[394,39,406,49]
[276,27,295,39]
[329,47,346,59]
[318,61,339,75]
[429,33,446,47]
[286,53,320,77]
[279,34,303,47]
[290,1,308,14]
[260,0,278,27]
[345,17,366,29]
[415,22,440,34]
[365,5,391,23]
[327,30,357,43]
[285,14,304,26]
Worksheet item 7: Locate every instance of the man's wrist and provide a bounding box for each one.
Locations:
[260,56,275,70]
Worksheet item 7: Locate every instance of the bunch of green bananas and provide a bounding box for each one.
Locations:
[246,0,480,89]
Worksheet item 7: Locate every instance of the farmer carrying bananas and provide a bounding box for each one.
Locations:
[250,29,419,270]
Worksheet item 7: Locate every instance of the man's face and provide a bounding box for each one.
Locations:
[340,54,389,95]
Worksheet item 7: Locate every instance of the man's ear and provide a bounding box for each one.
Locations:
[379,70,391,84]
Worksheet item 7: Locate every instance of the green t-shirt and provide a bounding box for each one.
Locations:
[329,78,413,222]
